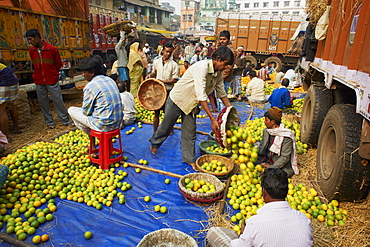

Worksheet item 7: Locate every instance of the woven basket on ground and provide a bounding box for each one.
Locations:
[137,78,167,111]
[61,88,83,100]
[178,173,224,203]
[199,140,232,157]
[137,228,198,247]
[102,21,136,37]
[195,154,234,178]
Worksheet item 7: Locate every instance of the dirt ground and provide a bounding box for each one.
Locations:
[5,95,370,247]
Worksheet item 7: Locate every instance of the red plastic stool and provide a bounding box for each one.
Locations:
[89,129,123,170]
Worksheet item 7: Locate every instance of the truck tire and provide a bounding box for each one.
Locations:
[317,104,368,201]
[244,55,257,67]
[264,56,282,72]
[300,85,332,147]
[108,54,117,64]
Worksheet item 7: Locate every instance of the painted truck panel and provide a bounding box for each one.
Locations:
[0,1,90,75]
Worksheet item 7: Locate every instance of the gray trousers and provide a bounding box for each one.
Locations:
[150,97,198,164]
[36,83,71,126]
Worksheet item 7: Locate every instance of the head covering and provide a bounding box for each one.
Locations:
[237,46,244,51]
[145,43,149,46]
[267,107,282,122]
[127,42,142,70]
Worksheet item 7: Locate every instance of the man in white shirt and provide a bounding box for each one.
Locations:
[190,49,202,65]
[184,42,195,62]
[284,68,300,87]
[206,168,313,247]
[150,46,234,170]
[275,67,287,83]
[146,42,179,132]
[246,70,266,103]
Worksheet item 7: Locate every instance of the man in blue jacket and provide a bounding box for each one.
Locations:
[268,78,291,109]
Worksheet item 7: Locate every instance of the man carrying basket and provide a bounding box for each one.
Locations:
[146,42,179,133]
[150,46,234,170]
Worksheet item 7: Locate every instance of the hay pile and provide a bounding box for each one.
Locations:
[306,0,328,26]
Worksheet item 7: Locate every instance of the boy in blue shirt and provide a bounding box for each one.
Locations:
[268,78,291,109]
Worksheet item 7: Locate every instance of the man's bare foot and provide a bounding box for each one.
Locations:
[150,146,157,154]
[186,163,198,171]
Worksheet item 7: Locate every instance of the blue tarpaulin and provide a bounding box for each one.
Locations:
[0,102,267,246]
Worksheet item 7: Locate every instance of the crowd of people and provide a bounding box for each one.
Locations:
[0,26,312,246]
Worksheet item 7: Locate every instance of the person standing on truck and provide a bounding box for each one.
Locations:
[258,107,299,177]
[268,79,292,109]
[26,29,73,129]
[217,30,236,94]
[146,42,179,133]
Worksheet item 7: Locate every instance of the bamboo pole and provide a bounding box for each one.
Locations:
[119,161,183,178]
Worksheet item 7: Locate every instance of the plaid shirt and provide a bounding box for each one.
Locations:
[83,75,123,132]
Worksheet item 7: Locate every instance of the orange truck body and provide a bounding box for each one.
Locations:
[216,13,301,67]
[301,0,370,122]
[0,0,90,81]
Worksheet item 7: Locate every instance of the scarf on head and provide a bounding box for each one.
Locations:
[127,42,142,71]
[0,63,19,86]
[266,123,299,174]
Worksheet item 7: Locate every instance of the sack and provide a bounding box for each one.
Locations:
[7,89,31,129]
[315,6,331,41]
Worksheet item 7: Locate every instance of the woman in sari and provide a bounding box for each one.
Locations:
[128,42,143,97]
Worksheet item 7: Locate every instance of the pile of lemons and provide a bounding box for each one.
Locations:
[184,178,217,194]
[0,141,130,241]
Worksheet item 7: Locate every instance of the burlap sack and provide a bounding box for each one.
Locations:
[7,89,31,130]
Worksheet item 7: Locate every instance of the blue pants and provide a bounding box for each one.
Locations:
[117,67,129,82]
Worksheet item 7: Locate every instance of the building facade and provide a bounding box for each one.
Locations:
[235,0,306,15]
[180,0,200,34]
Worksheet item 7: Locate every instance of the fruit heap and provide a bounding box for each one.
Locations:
[200,160,228,173]
[264,83,275,95]
[291,98,304,112]
[241,76,252,85]
[205,143,230,154]
[291,87,306,93]
[228,162,348,234]
[0,142,131,241]
[184,178,217,193]
[135,98,206,123]
[226,117,308,160]
[53,129,90,151]
[268,73,277,82]
[286,184,347,226]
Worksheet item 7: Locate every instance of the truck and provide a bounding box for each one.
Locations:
[0,0,91,83]
[216,13,302,70]
[89,5,128,64]
[299,0,370,201]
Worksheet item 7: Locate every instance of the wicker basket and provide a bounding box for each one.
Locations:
[215,106,239,148]
[102,21,136,37]
[195,154,234,178]
[137,78,167,111]
[61,88,83,100]
[137,228,198,247]
[178,173,224,203]
[198,140,231,157]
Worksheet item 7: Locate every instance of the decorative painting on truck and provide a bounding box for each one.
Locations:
[268,34,278,51]
[349,3,361,46]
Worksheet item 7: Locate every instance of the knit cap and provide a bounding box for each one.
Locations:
[267,107,282,122]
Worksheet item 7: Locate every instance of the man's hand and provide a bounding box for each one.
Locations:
[211,118,219,135]
[261,162,271,169]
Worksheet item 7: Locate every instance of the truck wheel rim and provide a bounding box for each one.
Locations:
[320,125,336,180]
[302,97,312,133]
